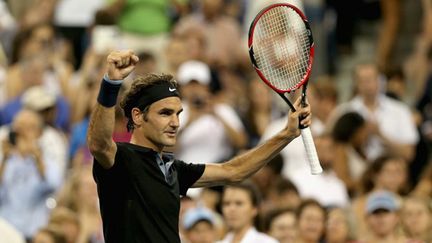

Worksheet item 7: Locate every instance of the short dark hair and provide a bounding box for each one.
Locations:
[331,111,365,142]
[223,180,262,207]
[296,199,326,220]
[273,177,299,195]
[263,207,296,232]
[120,73,177,131]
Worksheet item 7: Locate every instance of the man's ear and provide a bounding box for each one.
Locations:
[131,107,144,127]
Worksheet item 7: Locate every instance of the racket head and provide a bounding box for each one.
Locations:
[248,3,314,94]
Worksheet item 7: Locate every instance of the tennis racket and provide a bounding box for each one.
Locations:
[248,3,323,174]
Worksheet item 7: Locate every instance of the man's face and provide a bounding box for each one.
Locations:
[139,97,183,150]
[185,221,216,243]
[355,64,380,100]
[222,188,257,231]
[366,209,399,237]
[269,212,297,243]
[297,205,325,242]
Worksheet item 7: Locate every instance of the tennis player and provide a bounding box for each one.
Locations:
[87,50,312,243]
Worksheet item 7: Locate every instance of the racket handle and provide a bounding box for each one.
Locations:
[300,127,323,175]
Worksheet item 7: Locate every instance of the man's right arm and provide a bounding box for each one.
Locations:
[87,50,138,169]
[87,103,118,169]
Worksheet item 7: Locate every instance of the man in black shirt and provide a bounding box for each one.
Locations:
[87,50,312,243]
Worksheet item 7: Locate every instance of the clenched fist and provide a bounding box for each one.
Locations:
[106,50,139,80]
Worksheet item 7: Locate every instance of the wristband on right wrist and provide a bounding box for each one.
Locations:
[97,77,122,107]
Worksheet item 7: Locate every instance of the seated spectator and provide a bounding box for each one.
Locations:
[351,154,408,236]
[263,208,297,243]
[360,190,406,243]
[182,207,218,243]
[331,111,369,195]
[400,196,432,242]
[325,207,357,243]
[219,181,278,243]
[329,62,418,162]
[294,199,326,243]
[265,177,301,212]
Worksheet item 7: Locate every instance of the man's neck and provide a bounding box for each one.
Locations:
[231,224,252,243]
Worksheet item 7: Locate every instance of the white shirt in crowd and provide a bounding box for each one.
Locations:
[334,95,419,160]
[218,227,278,243]
[177,103,245,164]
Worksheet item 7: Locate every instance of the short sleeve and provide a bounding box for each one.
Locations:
[174,160,205,196]
[93,143,128,188]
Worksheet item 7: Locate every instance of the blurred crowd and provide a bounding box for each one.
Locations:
[0,0,431,243]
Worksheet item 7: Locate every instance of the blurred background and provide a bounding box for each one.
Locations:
[0,0,431,242]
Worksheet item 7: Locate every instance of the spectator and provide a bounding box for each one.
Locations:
[331,111,369,195]
[265,177,301,212]
[400,196,432,242]
[176,60,247,164]
[330,62,418,162]
[325,207,357,243]
[294,199,326,243]
[182,207,218,243]
[360,190,406,243]
[220,181,278,243]
[0,109,63,239]
[351,154,408,236]
[173,0,245,69]
[263,208,297,243]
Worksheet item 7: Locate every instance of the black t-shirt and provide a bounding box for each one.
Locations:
[93,143,205,243]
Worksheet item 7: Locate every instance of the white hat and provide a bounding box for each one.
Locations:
[177,60,211,86]
[22,86,56,111]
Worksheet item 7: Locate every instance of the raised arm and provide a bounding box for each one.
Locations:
[87,50,138,169]
[193,97,311,187]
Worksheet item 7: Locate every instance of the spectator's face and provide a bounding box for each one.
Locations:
[375,159,407,193]
[272,190,301,209]
[355,65,380,100]
[185,221,216,243]
[297,205,325,242]
[268,212,297,243]
[401,199,431,237]
[366,210,399,237]
[181,82,211,110]
[222,187,257,231]
[165,38,189,70]
[326,208,350,243]
[202,0,223,18]
[137,97,182,150]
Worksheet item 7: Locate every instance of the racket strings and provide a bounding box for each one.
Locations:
[254,6,311,91]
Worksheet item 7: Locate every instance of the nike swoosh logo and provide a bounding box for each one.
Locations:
[169,87,176,92]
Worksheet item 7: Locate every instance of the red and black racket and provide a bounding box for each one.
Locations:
[248,3,323,174]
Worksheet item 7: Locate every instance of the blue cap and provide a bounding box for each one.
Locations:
[366,191,399,214]
[182,207,215,230]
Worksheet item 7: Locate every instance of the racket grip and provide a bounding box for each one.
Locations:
[301,128,323,175]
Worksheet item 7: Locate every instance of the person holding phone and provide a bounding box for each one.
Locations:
[0,109,63,240]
